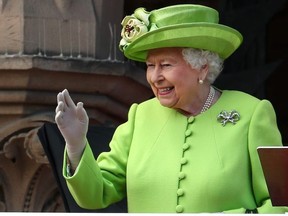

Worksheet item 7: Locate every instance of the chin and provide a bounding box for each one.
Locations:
[158,100,174,108]
[157,95,177,107]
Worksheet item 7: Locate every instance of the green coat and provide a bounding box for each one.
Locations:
[63,90,288,213]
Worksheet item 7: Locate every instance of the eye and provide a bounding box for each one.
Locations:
[161,63,171,68]
[146,63,155,68]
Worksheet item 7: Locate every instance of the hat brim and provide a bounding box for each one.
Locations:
[124,23,243,62]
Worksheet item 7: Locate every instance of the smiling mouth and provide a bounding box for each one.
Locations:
[158,87,174,95]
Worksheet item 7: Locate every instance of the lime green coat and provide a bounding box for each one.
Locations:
[63,90,288,213]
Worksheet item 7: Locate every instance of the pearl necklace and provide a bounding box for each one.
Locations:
[200,86,215,113]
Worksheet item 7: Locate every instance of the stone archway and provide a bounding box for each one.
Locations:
[0,113,64,211]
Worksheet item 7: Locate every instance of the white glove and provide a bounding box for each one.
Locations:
[55,89,89,170]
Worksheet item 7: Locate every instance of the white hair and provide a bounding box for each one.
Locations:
[182,48,224,84]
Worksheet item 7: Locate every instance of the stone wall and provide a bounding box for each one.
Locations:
[0,0,152,212]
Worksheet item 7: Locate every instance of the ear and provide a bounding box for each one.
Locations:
[199,64,209,81]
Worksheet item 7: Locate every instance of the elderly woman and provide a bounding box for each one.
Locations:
[55,4,288,213]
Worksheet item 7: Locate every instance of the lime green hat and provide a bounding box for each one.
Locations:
[119,4,243,62]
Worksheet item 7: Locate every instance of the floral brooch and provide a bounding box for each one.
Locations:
[217,110,240,126]
[119,8,150,51]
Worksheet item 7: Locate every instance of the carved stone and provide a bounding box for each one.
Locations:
[0,0,152,212]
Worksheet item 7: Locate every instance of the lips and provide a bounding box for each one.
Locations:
[158,87,174,95]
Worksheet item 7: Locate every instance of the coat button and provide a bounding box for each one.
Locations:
[180,158,188,165]
[183,143,190,151]
[179,172,186,180]
[185,129,192,137]
[177,188,184,196]
[188,116,194,123]
[176,205,184,213]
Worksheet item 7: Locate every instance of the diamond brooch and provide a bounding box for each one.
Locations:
[217,110,240,126]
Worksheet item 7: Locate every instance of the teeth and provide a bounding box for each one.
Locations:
[160,87,171,92]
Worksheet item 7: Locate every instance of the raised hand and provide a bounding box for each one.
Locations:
[55,89,89,169]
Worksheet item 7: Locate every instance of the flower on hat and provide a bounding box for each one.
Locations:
[119,7,150,51]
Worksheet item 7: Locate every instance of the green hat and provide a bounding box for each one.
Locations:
[119,4,243,62]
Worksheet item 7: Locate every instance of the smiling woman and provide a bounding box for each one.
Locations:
[55,4,288,213]
[145,47,218,116]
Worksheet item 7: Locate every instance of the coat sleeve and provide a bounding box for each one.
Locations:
[223,99,288,213]
[248,100,288,213]
[62,103,138,209]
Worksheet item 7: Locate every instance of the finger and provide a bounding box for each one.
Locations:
[55,110,64,126]
[76,102,89,124]
[63,89,76,109]
[57,90,64,104]
[55,101,64,114]
[57,91,68,112]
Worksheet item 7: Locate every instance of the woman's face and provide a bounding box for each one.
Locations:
[146,47,201,112]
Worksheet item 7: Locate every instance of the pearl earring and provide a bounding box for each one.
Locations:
[199,79,203,84]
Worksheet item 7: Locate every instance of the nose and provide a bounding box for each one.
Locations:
[148,66,163,84]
